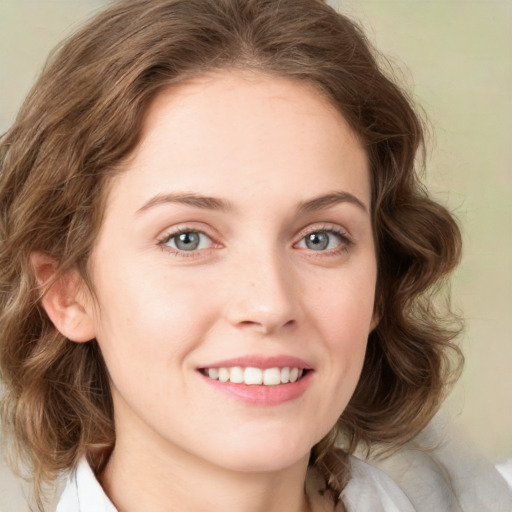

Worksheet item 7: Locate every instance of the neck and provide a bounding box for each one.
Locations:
[100,423,314,512]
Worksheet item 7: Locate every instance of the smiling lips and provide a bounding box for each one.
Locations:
[202,366,306,386]
[198,356,313,404]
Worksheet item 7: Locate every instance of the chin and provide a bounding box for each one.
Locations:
[220,453,309,474]
[204,434,314,474]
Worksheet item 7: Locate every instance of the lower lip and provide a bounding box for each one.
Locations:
[198,371,313,405]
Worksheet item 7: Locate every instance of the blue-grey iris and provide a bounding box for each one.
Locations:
[305,232,329,250]
[175,232,200,250]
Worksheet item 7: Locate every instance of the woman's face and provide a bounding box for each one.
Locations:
[84,71,377,473]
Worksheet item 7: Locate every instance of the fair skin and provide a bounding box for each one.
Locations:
[37,71,377,512]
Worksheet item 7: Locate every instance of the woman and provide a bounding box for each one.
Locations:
[0,0,485,510]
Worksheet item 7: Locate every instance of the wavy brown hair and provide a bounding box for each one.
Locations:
[0,0,462,509]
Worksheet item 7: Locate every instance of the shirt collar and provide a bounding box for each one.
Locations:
[56,455,414,512]
[56,457,117,512]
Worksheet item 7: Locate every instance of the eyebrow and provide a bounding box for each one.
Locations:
[136,192,234,214]
[297,191,368,214]
[136,190,368,215]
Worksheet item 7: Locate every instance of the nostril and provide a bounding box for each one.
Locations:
[236,318,296,335]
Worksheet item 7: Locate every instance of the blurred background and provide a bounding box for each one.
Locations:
[1,0,511,510]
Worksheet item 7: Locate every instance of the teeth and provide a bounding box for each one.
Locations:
[203,366,306,385]
[218,367,230,382]
[244,367,263,385]
[263,367,281,386]
[229,366,244,383]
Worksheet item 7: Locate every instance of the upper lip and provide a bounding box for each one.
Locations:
[198,355,313,370]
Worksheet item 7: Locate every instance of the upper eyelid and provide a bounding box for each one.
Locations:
[160,227,209,238]
[157,223,218,242]
[294,223,352,241]
[159,229,211,243]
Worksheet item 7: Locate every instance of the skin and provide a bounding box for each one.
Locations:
[40,70,377,512]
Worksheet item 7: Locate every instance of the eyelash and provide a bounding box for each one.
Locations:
[157,225,353,258]
[294,225,353,257]
[157,228,216,259]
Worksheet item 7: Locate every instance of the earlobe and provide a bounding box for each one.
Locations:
[370,301,381,331]
[370,313,380,332]
[31,252,96,343]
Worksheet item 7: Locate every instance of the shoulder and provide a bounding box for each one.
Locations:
[56,458,117,512]
[305,455,415,512]
[341,456,416,512]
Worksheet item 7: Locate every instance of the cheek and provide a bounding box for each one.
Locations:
[91,274,218,421]
[311,264,377,338]
[91,264,220,373]
[309,265,376,388]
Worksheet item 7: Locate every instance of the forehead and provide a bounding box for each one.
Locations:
[106,70,369,216]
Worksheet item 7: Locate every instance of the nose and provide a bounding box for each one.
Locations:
[223,249,301,336]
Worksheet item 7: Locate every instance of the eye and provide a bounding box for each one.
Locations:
[160,230,213,252]
[296,229,349,252]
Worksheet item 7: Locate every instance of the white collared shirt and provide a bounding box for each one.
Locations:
[55,456,416,512]
[56,458,117,512]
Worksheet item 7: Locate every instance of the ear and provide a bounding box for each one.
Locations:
[31,252,96,343]
[370,312,380,332]
[370,298,381,332]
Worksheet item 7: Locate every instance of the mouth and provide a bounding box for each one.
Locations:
[199,366,310,386]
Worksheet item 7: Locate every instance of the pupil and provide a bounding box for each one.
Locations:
[176,232,199,250]
[306,232,329,251]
